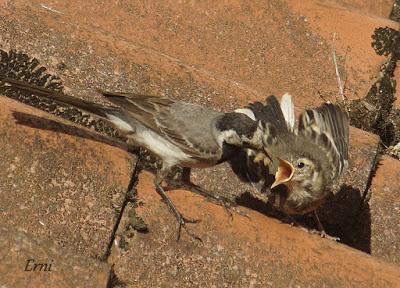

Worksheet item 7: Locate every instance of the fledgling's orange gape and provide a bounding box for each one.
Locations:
[271,158,294,189]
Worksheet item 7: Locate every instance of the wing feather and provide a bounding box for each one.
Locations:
[299,104,349,178]
[100,91,217,158]
[280,93,295,132]
[248,96,290,135]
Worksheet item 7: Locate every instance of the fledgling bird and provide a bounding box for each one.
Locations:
[230,94,349,224]
[1,77,265,239]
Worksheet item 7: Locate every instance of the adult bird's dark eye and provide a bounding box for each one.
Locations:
[297,162,305,168]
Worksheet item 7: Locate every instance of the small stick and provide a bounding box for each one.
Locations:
[332,32,345,101]
[40,4,63,14]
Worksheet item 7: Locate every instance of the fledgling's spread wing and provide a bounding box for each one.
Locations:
[298,103,349,179]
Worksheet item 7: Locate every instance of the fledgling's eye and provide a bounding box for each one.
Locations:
[297,162,305,169]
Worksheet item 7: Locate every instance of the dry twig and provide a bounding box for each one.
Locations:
[332,32,345,101]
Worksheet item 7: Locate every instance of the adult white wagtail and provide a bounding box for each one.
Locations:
[230,94,349,227]
[2,77,265,239]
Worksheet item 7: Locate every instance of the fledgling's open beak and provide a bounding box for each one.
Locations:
[271,158,294,189]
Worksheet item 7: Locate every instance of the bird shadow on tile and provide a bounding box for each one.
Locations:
[11,111,179,179]
[237,184,371,253]
[11,111,129,151]
[302,185,371,253]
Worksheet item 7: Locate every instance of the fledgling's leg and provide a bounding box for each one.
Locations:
[312,211,340,241]
[313,210,325,232]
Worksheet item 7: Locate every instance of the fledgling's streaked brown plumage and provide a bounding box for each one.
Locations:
[230,94,349,216]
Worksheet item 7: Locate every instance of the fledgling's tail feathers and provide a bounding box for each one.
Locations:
[2,77,111,118]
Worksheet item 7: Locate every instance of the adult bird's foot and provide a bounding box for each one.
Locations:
[175,214,202,242]
[165,179,247,219]
[155,183,202,242]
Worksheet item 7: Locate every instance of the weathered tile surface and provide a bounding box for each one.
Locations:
[0,97,131,257]
[0,226,111,288]
[109,172,400,287]
[370,156,400,266]
[0,0,399,286]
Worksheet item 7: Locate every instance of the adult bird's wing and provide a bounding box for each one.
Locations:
[101,91,224,159]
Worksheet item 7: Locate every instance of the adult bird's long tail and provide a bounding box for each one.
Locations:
[1,76,111,118]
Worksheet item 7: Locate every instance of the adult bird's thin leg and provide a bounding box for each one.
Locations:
[181,168,232,205]
[154,165,201,241]
[167,167,240,218]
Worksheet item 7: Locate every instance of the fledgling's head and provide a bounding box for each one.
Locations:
[267,138,333,215]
